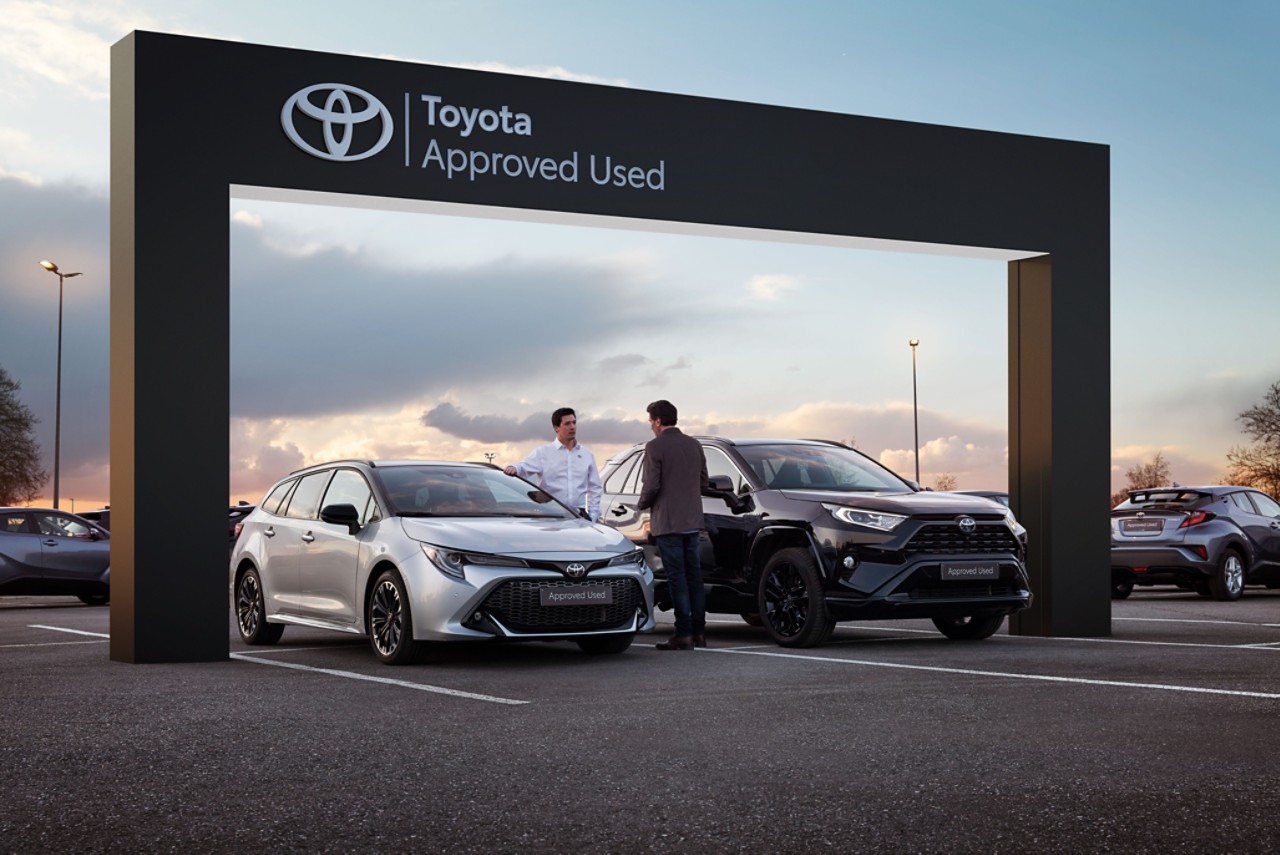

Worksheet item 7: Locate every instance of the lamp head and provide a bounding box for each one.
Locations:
[40,260,58,272]
[908,339,920,347]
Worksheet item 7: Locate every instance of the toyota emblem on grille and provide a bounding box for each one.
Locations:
[564,562,587,578]
[957,516,977,534]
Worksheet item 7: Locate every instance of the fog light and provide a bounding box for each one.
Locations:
[842,555,856,570]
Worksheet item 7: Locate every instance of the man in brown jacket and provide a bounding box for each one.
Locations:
[637,400,709,651]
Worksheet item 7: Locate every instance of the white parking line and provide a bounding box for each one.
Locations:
[230,653,529,705]
[1,639,106,648]
[29,625,110,638]
[26,624,528,706]
[1116,616,1276,627]
[704,647,1280,699]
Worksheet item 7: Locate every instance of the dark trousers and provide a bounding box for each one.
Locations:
[656,532,705,637]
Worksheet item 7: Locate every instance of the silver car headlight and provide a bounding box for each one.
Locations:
[422,545,467,579]
[823,504,907,532]
[422,545,528,580]
[606,549,645,568]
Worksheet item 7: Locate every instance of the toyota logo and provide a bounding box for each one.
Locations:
[281,83,393,162]
[957,516,977,534]
[564,563,587,579]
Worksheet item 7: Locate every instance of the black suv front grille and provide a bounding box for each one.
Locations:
[481,577,645,633]
[904,522,1020,555]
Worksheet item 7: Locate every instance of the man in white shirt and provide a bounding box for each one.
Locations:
[503,407,603,522]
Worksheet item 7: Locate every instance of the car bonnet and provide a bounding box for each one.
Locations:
[397,515,632,556]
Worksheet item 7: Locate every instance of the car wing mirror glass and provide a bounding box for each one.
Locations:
[320,502,361,535]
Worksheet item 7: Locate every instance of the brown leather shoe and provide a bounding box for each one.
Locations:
[692,634,707,648]
[655,636,693,650]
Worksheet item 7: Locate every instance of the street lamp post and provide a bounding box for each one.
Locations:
[39,260,82,510]
[909,339,920,485]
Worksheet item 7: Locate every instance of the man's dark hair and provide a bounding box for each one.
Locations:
[646,400,678,427]
[551,407,576,428]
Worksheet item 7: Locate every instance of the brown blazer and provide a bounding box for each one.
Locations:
[637,427,709,536]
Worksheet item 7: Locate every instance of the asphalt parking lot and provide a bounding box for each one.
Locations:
[5,590,1280,854]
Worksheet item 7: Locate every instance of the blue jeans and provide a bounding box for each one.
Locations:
[656,532,704,637]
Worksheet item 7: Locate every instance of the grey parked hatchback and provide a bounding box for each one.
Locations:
[1110,486,1280,600]
[230,460,655,664]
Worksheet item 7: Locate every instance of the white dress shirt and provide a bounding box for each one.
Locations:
[511,440,603,522]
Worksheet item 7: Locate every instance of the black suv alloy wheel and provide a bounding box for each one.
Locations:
[759,548,834,648]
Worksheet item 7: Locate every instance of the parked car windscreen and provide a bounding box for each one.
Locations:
[1115,489,1213,509]
[736,444,914,492]
[377,465,577,519]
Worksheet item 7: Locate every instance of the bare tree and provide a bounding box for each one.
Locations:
[932,473,958,491]
[0,365,47,505]
[1224,381,1280,496]
[1111,451,1171,507]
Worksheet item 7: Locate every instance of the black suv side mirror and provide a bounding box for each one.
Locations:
[320,503,362,535]
[703,475,754,515]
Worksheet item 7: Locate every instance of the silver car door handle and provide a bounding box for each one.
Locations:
[264,527,275,538]
[43,539,59,546]
[301,533,315,543]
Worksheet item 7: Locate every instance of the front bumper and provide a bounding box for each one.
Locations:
[406,559,656,642]
[825,556,1032,621]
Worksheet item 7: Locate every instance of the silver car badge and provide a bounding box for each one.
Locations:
[957,516,977,534]
[565,562,587,578]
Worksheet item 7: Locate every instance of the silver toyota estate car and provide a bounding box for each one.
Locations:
[230,460,655,664]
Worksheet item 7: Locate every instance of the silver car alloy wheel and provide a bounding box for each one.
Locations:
[1223,554,1245,597]
[369,578,404,657]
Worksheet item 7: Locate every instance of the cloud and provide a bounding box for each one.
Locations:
[228,217,660,419]
[745,273,800,301]
[596,353,650,373]
[641,355,692,387]
[423,402,648,446]
[0,0,161,100]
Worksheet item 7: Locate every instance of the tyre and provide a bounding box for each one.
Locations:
[1208,550,1246,601]
[757,547,834,648]
[368,569,422,665]
[78,593,109,606]
[236,568,284,645]
[932,614,1005,640]
[1111,581,1134,600]
[576,633,634,655]
[740,612,763,627]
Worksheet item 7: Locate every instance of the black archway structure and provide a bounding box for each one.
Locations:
[110,32,1109,662]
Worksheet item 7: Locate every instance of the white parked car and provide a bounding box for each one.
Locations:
[230,460,655,664]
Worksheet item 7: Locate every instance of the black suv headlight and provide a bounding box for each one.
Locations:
[823,503,907,532]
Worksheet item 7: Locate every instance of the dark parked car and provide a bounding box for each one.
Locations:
[1110,486,1280,600]
[78,507,111,529]
[1,508,111,605]
[599,437,1031,646]
[229,502,254,551]
[951,490,1010,508]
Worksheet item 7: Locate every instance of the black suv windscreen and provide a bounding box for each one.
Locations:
[736,444,914,493]
[376,465,577,519]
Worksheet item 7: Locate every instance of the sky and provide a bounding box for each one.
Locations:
[1,0,1277,510]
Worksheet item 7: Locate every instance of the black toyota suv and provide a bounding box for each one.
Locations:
[600,437,1031,646]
